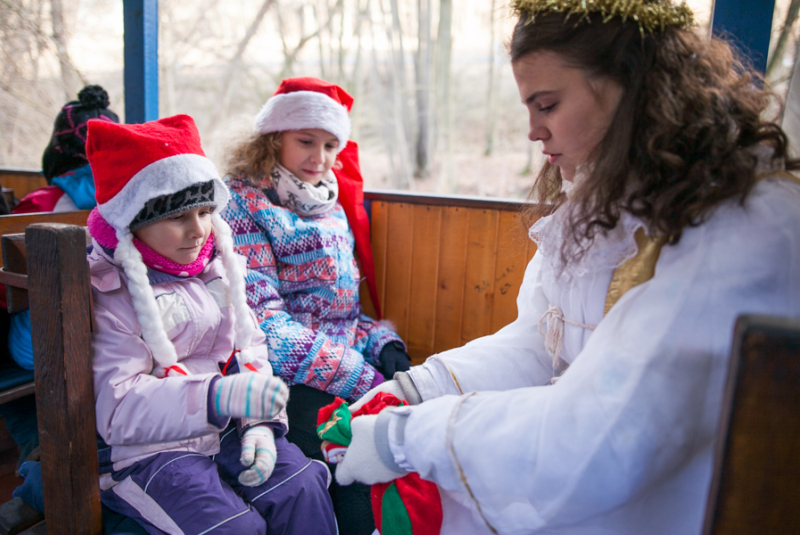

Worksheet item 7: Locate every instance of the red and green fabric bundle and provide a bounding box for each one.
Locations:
[317,393,443,535]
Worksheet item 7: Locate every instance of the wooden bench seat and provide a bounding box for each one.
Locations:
[703,314,800,534]
[0,211,92,407]
[0,191,538,534]
[0,224,100,533]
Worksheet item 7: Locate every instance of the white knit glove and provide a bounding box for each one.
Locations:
[335,415,405,486]
[238,426,277,487]
[347,379,406,414]
[210,373,289,420]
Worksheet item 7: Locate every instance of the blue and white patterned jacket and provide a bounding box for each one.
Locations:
[221,176,404,401]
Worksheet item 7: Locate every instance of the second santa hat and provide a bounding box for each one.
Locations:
[253,77,353,152]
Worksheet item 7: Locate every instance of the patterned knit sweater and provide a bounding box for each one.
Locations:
[221,176,404,401]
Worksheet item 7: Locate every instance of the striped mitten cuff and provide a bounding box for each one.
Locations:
[210,373,289,420]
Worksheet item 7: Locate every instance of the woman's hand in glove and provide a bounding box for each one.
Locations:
[335,415,405,486]
[347,379,406,414]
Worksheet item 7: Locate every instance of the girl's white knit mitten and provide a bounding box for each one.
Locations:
[238,426,277,487]
[210,373,289,420]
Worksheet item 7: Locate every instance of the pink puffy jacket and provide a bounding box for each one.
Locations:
[89,243,287,474]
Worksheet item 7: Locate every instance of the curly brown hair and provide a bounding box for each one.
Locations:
[511,12,799,264]
[225,132,283,186]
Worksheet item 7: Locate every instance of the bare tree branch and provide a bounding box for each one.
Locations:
[279,0,344,78]
[204,0,277,131]
[50,0,83,99]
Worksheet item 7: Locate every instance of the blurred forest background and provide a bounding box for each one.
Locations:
[1,0,799,198]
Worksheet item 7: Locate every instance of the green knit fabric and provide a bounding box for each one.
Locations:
[316,402,353,446]
[381,481,413,535]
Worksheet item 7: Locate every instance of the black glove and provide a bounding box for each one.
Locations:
[375,342,411,378]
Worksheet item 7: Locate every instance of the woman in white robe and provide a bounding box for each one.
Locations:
[334,1,800,534]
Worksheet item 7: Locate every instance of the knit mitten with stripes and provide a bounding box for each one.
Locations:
[238,426,277,486]
[210,373,289,420]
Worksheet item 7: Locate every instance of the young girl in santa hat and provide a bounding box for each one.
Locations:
[220,77,408,534]
[85,114,336,535]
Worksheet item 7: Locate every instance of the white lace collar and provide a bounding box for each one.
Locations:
[529,203,648,281]
[529,144,784,281]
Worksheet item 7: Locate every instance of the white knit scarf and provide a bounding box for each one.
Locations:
[271,163,339,216]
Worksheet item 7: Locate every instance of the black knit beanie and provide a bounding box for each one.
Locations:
[41,85,120,183]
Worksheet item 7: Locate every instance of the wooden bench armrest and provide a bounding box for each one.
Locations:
[26,224,101,533]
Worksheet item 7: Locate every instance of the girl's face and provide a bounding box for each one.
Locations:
[512,50,623,182]
[279,129,339,184]
[134,206,213,264]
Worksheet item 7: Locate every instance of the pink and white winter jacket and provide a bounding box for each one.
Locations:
[89,243,287,475]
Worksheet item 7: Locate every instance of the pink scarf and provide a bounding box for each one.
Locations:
[87,208,215,277]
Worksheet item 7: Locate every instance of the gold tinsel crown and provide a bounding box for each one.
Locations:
[512,0,695,33]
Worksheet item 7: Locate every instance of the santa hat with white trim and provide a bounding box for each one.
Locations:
[253,78,386,318]
[87,114,258,372]
[253,77,352,152]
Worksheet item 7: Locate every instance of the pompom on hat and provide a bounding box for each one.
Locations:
[86,114,258,372]
[253,77,352,152]
[42,84,120,182]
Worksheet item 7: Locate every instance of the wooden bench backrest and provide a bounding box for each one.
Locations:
[1,225,101,534]
[703,314,800,534]
[0,169,47,204]
[0,211,91,269]
[362,191,540,364]
[0,192,540,534]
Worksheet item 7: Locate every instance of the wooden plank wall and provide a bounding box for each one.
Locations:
[0,169,47,203]
[362,192,541,365]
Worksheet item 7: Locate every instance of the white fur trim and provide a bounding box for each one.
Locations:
[378,319,396,332]
[253,91,351,152]
[114,230,178,369]
[97,153,229,232]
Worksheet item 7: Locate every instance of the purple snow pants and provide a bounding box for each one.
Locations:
[100,427,337,535]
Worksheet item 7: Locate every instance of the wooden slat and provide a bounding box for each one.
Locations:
[432,206,469,355]
[460,209,500,347]
[357,259,378,320]
[0,211,90,268]
[405,205,442,364]
[360,193,545,362]
[703,315,800,535]
[0,169,47,202]
[0,382,35,405]
[490,211,531,334]
[365,189,531,212]
[0,269,28,289]
[2,234,29,313]
[370,201,390,318]
[2,189,13,209]
[383,203,415,342]
[27,224,101,534]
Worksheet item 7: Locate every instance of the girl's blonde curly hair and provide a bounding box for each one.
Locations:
[225,132,283,187]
